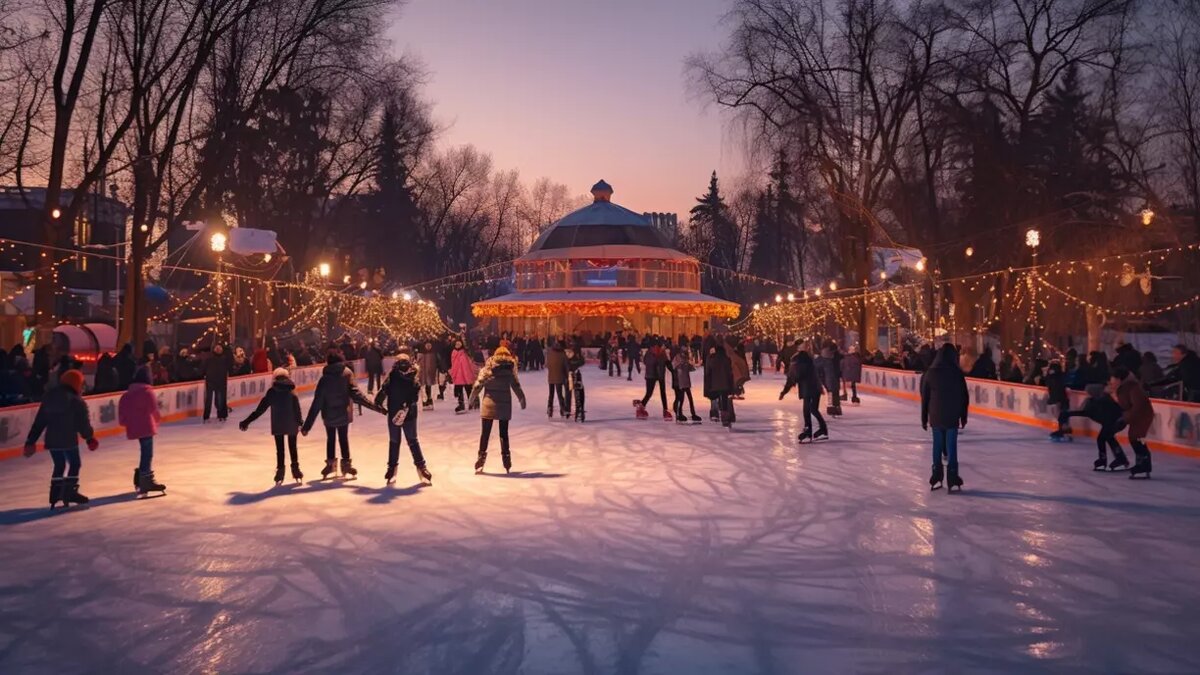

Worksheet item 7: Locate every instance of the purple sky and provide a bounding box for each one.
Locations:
[387,0,743,219]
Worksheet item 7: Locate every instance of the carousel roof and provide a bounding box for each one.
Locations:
[520,244,692,263]
[528,180,669,253]
[472,289,740,319]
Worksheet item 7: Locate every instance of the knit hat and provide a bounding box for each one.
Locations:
[493,346,513,359]
[60,369,85,393]
[273,367,290,379]
[132,365,152,385]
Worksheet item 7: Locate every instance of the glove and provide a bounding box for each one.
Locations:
[778,392,785,401]
[86,438,99,452]
[922,423,928,431]
[520,400,527,410]
[23,443,36,458]
[239,422,249,432]
[960,419,968,429]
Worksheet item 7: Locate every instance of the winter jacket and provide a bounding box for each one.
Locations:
[469,355,526,421]
[670,353,694,390]
[1138,360,1164,385]
[1154,351,1200,396]
[242,378,303,436]
[251,349,272,373]
[118,382,161,440]
[726,340,750,388]
[920,347,969,429]
[968,350,997,380]
[841,352,863,383]
[416,351,439,387]
[1115,376,1154,439]
[114,346,137,390]
[643,347,671,381]
[1064,386,1124,429]
[303,362,374,430]
[364,347,384,375]
[703,349,734,399]
[1044,371,1069,406]
[815,348,840,393]
[546,346,568,385]
[375,364,421,421]
[449,348,477,386]
[782,352,822,400]
[204,353,229,388]
[25,386,95,450]
[1112,345,1141,376]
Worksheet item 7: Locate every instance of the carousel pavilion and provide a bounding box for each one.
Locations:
[472,180,739,336]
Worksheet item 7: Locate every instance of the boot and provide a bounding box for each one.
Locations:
[415,463,433,485]
[290,463,303,483]
[675,412,688,423]
[454,402,466,414]
[929,463,944,490]
[947,468,963,492]
[132,467,140,490]
[320,459,337,479]
[662,409,673,421]
[340,458,357,477]
[813,427,829,441]
[501,437,512,474]
[797,428,813,444]
[1108,452,1130,472]
[49,478,64,509]
[547,404,554,418]
[474,450,487,474]
[273,466,285,485]
[690,414,702,424]
[1129,457,1152,479]
[138,470,166,495]
[633,400,649,419]
[1093,457,1108,471]
[64,477,88,505]
[384,463,397,484]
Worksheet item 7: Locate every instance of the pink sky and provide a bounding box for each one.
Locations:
[387,0,744,219]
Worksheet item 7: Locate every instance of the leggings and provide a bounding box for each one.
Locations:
[138,436,154,473]
[673,387,696,417]
[479,418,510,456]
[388,414,425,467]
[454,384,468,406]
[274,434,299,468]
[325,425,350,460]
[640,378,668,411]
[802,393,826,431]
[548,383,568,411]
[49,447,81,478]
[609,357,622,377]
[424,384,433,402]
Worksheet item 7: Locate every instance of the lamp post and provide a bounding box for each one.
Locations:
[210,232,229,343]
[1025,228,1041,358]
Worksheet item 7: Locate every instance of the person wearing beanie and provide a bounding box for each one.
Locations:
[240,367,305,484]
[302,351,382,479]
[23,369,98,508]
[119,366,166,496]
[1059,382,1130,471]
[1111,367,1155,478]
[449,339,478,414]
[375,351,432,485]
[920,343,969,491]
[545,340,569,419]
[468,346,526,474]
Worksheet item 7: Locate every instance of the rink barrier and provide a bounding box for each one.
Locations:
[0,358,395,461]
[859,366,1200,459]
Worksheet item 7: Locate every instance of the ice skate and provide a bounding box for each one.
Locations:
[385,463,397,485]
[675,412,688,424]
[1109,455,1130,472]
[415,464,433,485]
[929,464,944,491]
[136,471,165,497]
[1129,458,1152,479]
[797,428,813,444]
[320,459,337,479]
[1049,430,1073,443]
[132,467,140,491]
[49,478,64,509]
[575,409,586,423]
[1093,457,1108,471]
[290,463,303,483]
[474,452,487,474]
[454,403,466,414]
[340,458,358,479]
[813,427,829,442]
[547,404,554,419]
[422,399,434,411]
[690,414,702,424]
[633,400,649,419]
[273,466,285,486]
[851,396,861,405]
[64,477,88,505]
[662,409,674,422]
[947,469,964,492]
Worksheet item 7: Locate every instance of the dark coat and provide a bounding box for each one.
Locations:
[670,353,694,390]
[204,352,229,388]
[1115,376,1154,439]
[364,347,384,374]
[114,345,137,390]
[1112,345,1141,376]
[546,347,568,385]
[375,364,421,420]
[469,355,526,420]
[1065,388,1124,429]
[242,378,302,436]
[303,362,374,430]
[781,351,821,400]
[1044,371,1069,406]
[703,350,734,399]
[920,348,969,429]
[25,385,95,450]
[840,352,863,383]
[968,350,997,380]
[643,347,671,381]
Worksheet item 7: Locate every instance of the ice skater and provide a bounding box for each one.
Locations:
[375,350,432,485]
[565,345,586,421]
[240,367,304,485]
[468,346,526,474]
[417,342,439,409]
[841,346,863,405]
[118,366,165,496]
[634,341,673,421]
[546,340,570,418]
[704,343,736,429]
[23,369,99,508]
[920,344,969,491]
[1045,362,1072,440]
[817,341,842,417]
[450,339,476,414]
[1059,383,1130,471]
[670,347,700,423]
[780,341,827,443]
[1112,367,1155,479]
[301,352,380,479]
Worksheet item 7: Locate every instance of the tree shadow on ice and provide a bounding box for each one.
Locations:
[963,489,1200,517]
[225,478,354,505]
[353,483,425,504]
[479,471,567,479]
[0,491,139,526]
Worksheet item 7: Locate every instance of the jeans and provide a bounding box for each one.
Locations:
[49,446,81,478]
[640,378,668,411]
[274,434,299,468]
[138,436,154,473]
[388,412,425,467]
[548,383,568,412]
[325,425,350,460]
[802,393,825,431]
[367,371,381,393]
[932,427,959,472]
[204,384,227,420]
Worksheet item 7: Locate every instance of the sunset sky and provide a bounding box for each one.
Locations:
[388,0,744,219]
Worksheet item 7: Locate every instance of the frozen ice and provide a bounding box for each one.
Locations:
[2,370,1199,673]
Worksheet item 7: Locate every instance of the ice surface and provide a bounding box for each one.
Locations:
[2,370,1199,674]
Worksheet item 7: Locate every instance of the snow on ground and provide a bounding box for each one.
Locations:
[2,369,1200,674]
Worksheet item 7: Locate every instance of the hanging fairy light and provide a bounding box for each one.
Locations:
[1025,228,1040,250]
[829,281,838,291]
[262,253,272,263]
[786,292,795,302]
[403,291,413,301]
[775,294,783,303]
[209,232,227,253]
[965,246,974,258]
[1140,208,1155,227]
[318,262,330,278]
[915,257,927,272]
[879,271,888,280]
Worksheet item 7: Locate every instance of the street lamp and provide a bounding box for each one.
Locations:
[786,292,795,302]
[209,232,227,252]
[1140,208,1155,227]
[1026,228,1041,358]
[965,246,974,258]
[318,262,330,279]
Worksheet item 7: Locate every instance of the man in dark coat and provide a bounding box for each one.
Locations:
[1112,342,1141,377]
[240,368,304,484]
[1153,345,1200,402]
[780,342,827,442]
[203,345,230,422]
[704,342,735,427]
[636,343,673,419]
[113,343,137,390]
[302,352,379,478]
[545,342,569,417]
[920,343,969,490]
[364,341,384,394]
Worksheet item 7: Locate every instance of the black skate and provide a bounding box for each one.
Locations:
[813,427,829,442]
[290,463,303,483]
[675,413,688,424]
[340,458,358,479]
[797,428,813,444]
[320,459,337,479]
[690,414,702,424]
[454,403,466,414]
[930,463,944,490]
[273,466,285,486]
[1093,457,1108,471]
[64,477,89,505]
[851,396,861,405]
[947,469,963,492]
[1129,458,1152,479]
[132,467,140,491]
[547,405,554,419]
[416,464,433,485]
[137,470,165,496]
[575,409,586,423]
[422,399,434,411]
[1049,430,1073,443]
[1108,455,1130,472]
[475,452,487,474]
[385,463,397,485]
[49,478,64,509]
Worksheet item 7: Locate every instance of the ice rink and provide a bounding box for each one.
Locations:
[2,369,1199,674]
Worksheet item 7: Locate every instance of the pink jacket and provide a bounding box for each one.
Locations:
[118,382,161,439]
[449,348,477,386]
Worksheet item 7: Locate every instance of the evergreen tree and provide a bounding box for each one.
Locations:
[370,102,422,282]
[689,171,737,297]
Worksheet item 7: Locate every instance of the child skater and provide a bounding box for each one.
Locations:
[565,344,586,422]
[119,365,165,496]
[469,346,526,474]
[302,352,381,479]
[23,369,99,508]
[240,367,304,485]
[671,346,700,423]
[375,349,433,485]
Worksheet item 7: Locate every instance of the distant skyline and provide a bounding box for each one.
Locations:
[387,0,745,220]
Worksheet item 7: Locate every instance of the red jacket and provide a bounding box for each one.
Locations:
[251,349,272,373]
[118,382,161,439]
[1115,376,1154,439]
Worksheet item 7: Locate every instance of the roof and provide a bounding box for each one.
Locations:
[518,244,694,263]
[528,180,668,252]
[472,289,740,319]
[474,290,737,305]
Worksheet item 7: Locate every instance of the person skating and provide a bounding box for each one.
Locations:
[704,343,736,429]
[635,342,674,420]
[202,344,229,422]
[726,336,750,400]
[780,342,827,443]
[920,344,969,492]
[375,350,432,485]
[546,341,570,418]
[302,352,380,479]
[607,334,623,378]
[624,336,642,381]
[449,339,477,413]
[468,346,527,474]
[364,340,384,394]
[22,369,99,509]
[417,342,439,409]
[565,345,586,422]
[816,341,842,417]
[1045,362,1072,440]
[670,348,700,423]
[240,368,305,485]
[1059,383,1130,471]
[841,347,863,404]
[118,366,165,496]
[1112,367,1156,479]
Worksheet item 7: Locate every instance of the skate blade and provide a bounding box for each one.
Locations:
[930,484,943,491]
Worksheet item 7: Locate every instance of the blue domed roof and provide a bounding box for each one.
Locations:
[529,180,667,252]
